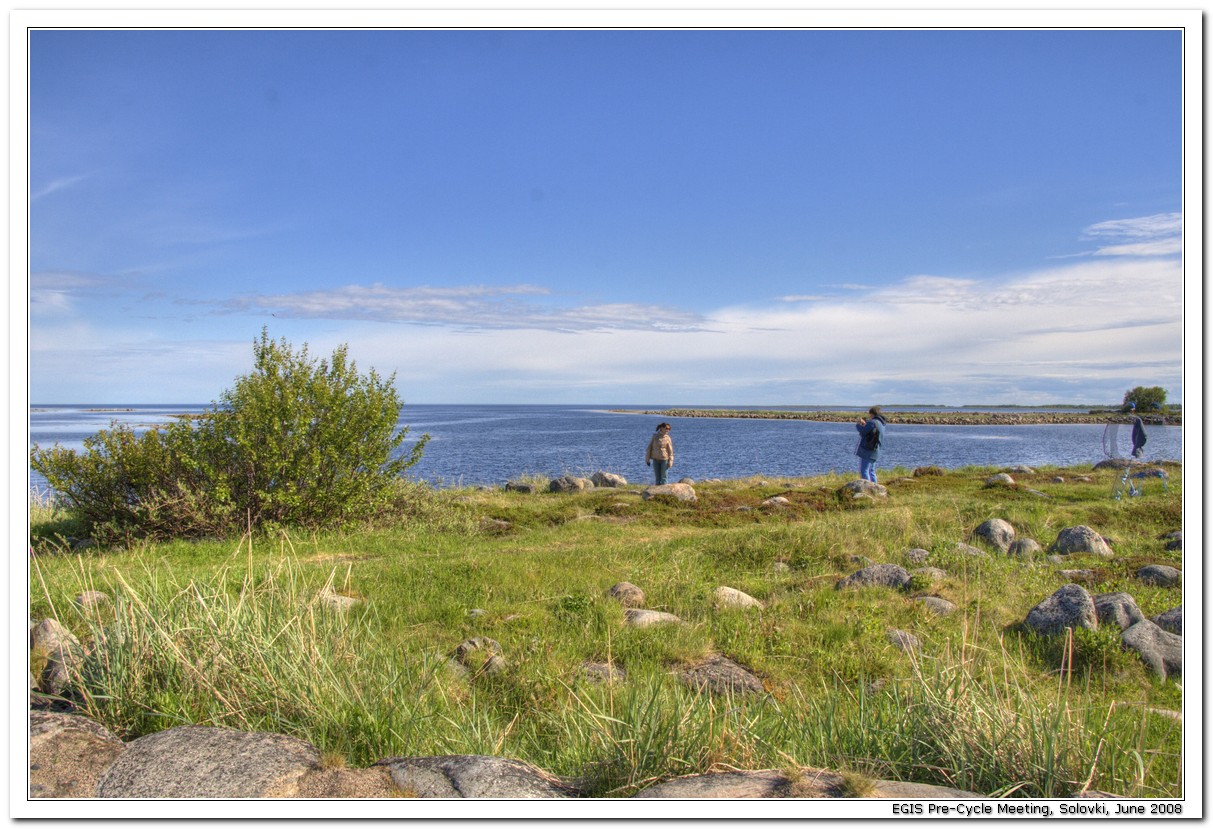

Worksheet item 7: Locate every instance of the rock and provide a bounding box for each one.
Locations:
[761,496,791,508]
[634,767,980,799]
[953,542,989,558]
[1049,526,1113,558]
[1005,465,1035,474]
[29,712,125,798]
[1136,565,1181,587]
[379,755,580,798]
[714,586,763,610]
[836,564,912,591]
[31,619,85,697]
[680,654,765,696]
[984,473,1015,487]
[581,661,625,684]
[913,466,945,477]
[839,480,888,499]
[623,608,682,628]
[290,766,402,798]
[30,618,82,656]
[915,596,956,616]
[608,582,645,608]
[96,726,322,798]
[677,477,696,485]
[549,475,593,493]
[1153,606,1182,635]
[1160,531,1182,551]
[1059,569,1098,585]
[886,629,920,652]
[641,483,697,503]
[973,519,1015,553]
[504,481,537,494]
[454,637,506,675]
[1008,538,1043,559]
[1023,585,1097,637]
[591,471,628,488]
[1052,476,1066,483]
[905,548,931,564]
[479,518,511,533]
[73,591,111,611]
[316,587,361,613]
[1092,593,1146,631]
[1121,620,1183,680]
[1093,458,1132,470]
[912,567,948,583]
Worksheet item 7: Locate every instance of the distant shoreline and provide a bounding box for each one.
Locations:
[612,408,1181,426]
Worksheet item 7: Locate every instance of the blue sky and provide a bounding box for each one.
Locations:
[26,25,1189,405]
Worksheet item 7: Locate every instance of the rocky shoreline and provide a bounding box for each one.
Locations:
[615,409,1180,426]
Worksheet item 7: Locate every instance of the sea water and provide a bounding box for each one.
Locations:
[27,403,1183,490]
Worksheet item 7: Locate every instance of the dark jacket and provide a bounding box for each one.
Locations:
[855,415,886,461]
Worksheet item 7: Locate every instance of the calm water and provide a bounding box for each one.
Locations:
[28,404,1183,491]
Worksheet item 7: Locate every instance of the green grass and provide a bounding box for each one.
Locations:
[28,464,1184,798]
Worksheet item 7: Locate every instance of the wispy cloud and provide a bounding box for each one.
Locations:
[225,283,711,333]
[31,174,90,201]
[1081,212,1182,257]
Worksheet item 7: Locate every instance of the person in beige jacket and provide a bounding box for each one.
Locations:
[645,422,674,484]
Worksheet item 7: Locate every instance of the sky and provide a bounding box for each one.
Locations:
[24,23,1192,406]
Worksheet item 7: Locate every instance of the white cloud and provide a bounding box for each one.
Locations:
[1080,212,1183,258]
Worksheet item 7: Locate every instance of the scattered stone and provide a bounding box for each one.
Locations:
[581,661,625,684]
[608,582,645,608]
[623,608,682,628]
[1092,593,1146,631]
[591,471,628,488]
[479,518,512,533]
[96,726,322,798]
[379,755,580,798]
[1121,620,1183,680]
[1006,465,1035,474]
[849,555,876,567]
[836,564,912,591]
[454,637,506,675]
[641,483,698,503]
[912,567,948,583]
[677,477,696,485]
[680,655,765,696]
[549,475,593,493]
[1023,584,1097,637]
[1049,526,1113,558]
[30,619,85,697]
[1007,538,1043,559]
[839,480,888,499]
[913,466,945,477]
[29,712,125,798]
[915,596,956,616]
[886,629,921,652]
[761,496,791,508]
[1160,531,1182,551]
[503,481,537,494]
[905,548,930,564]
[1051,476,1065,483]
[1136,565,1181,588]
[714,586,763,610]
[984,473,1015,487]
[290,766,402,798]
[633,767,980,799]
[1153,606,1182,635]
[73,591,111,611]
[953,542,989,558]
[973,518,1016,553]
[316,588,361,613]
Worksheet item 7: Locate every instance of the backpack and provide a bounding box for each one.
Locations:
[863,424,881,451]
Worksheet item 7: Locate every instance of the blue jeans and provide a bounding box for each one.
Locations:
[652,460,670,485]
[859,458,877,483]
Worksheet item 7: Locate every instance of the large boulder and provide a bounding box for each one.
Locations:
[1153,606,1182,635]
[1121,620,1183,680]
[680,655,765,696]
[839,480,888,499]
[549,475,593,493]
[608,582,646,608]
[1049,526,1113,558]
[836,564,912,591]
[1092,592,1146,631]
[642,483,697,503]
[29,712,125,798]
[973,519,1015,553]
[1136,565,1181,587]
[591,471,628,488]
[96,726,322,798]
[1023,585,1097,637]
[1007,538,1043,559]
[378,755,579,798]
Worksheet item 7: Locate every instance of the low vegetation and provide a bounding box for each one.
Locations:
[29,463,1184,798]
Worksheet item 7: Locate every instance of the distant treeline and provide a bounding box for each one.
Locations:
[614,409,1182,426]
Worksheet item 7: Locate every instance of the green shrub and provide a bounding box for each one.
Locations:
[31,330,427,542]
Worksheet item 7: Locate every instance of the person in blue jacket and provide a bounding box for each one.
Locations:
[855,406,887,483]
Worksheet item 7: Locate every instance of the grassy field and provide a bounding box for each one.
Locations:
[28,462,1184,798]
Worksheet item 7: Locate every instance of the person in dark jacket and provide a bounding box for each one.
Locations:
[855,407,887,483]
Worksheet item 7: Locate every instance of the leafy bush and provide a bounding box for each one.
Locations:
[31,330,427,541]
[1122,386,1168,411]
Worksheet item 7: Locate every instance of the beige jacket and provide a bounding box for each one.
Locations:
[646,432,673,463]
